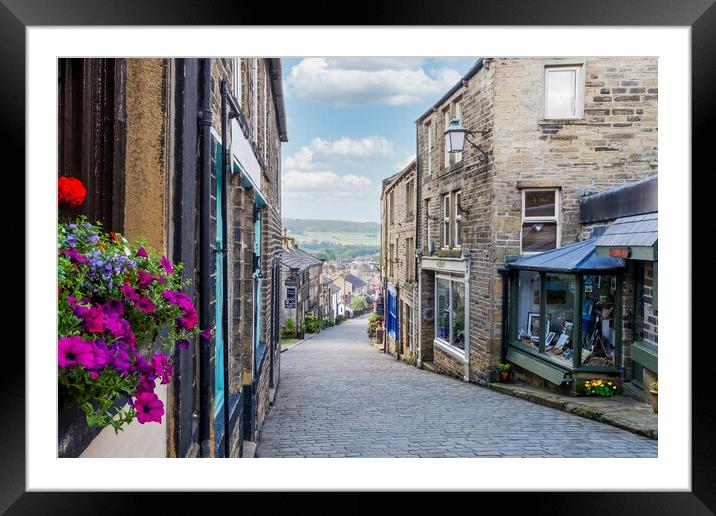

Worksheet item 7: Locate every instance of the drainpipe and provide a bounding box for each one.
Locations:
[414,121,421,367]
[197,58,212,458]
[499,267,509,363]
[220,79,231,459]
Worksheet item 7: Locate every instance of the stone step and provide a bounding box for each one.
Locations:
[243,441,257,458]
[422,360,435,372]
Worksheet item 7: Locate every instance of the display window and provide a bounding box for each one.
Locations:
[580,274,617,367]
[435,275,466,351]
[511,269,621,371]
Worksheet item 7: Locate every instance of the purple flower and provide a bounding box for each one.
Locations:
[151,353,173,385]
[135,296,156,313]
[83,305,106,334]
[58,336,95,369]
[120,282,139,302]
[91,338,111,369]
[103,298,125,316]
[199,328,212,341]
[177,309,198,330]
[176,339,190,350]
[136,270,154,289]
[103,313,126,337]
[136,246,149,258]
[68,223,77,229]
[66,235,76,247]
[160,256,174,275]
[134,392,164,424]
[136,374,157,394]
[60,248,88,264]
[88,234,100,245]
[88,371,99,381]
[110,346,131,374]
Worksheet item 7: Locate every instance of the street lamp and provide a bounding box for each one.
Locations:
[443,117,488,161]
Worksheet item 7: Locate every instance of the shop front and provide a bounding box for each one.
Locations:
[506,238,625,391]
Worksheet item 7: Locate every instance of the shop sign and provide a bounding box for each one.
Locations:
[608,247,630,258]
[285,287,296,308]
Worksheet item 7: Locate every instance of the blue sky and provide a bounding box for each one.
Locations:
[280,57,477,223]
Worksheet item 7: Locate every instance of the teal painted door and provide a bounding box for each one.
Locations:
[214,141,225,411]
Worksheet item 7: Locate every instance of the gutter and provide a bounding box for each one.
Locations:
[415,58,484,123]
[267,58,288,142]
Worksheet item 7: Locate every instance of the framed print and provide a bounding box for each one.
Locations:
[9,0,713,511]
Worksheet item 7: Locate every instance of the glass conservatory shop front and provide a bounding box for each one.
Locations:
[506,238,625,388]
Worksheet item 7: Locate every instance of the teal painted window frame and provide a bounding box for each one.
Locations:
[214,140,226,412]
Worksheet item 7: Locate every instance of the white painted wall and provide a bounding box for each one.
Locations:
[80,384,167,458]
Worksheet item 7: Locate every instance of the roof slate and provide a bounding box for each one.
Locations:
[595,212,658,248]
[281,248,323,271]
[509,238,625,272]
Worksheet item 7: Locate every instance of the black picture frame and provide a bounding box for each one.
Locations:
[7,0,713,512]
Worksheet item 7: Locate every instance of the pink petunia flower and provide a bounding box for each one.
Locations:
[134,392,164,424]
[58,336,96,369]
[120,282,139,302]
[135,296,156,313]
[160,255,174,275]
[136,246,149,258]
[136,270,155,289]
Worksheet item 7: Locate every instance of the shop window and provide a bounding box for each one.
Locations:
[521,189,559,254]
[515,270,542,347]
[580,274,617,367]
[541,274,576,366]
[435,276,465,351]
[544,64,584,120]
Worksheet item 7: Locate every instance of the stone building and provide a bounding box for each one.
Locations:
[412,57,657,391]
[57,57,287,458]
[380,159,418,361]
[280,236,324,335]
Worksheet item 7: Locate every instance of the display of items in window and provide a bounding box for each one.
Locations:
[580,275,617,367]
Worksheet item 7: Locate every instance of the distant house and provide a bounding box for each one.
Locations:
[280,236,324,334]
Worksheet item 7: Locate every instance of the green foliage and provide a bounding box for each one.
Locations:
[583,378,617,397]
[281,317,296,338]
[302,313,324,334]
[350,296,368,312]
[311,244,381,262]
[367,313,383,338]
[335,315,346,324]
[283,218,379,235]
[497,363,512,373]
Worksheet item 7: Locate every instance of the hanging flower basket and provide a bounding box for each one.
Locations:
[57,179,211,433]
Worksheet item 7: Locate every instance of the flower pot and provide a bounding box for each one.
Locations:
[649,391,658,413]
[499,370,510,382]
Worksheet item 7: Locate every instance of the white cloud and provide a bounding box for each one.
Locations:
[286,58,463,106]
[395,154,416,172]
[282,169,377,202]
[283,136,395,171]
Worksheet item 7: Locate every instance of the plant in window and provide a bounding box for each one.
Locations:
[58,214,210,432]
[583,378,617,397]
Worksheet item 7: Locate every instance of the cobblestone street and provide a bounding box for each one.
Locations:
[256,316,658,458]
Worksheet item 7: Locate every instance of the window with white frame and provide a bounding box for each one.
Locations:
[454,190,463,247]
[232,58,242,104]
[544,64,584,120]
[442,194,451,247]
[435,275,466,351]
[521,189,560,254]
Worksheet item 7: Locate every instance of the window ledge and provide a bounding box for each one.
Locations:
[538,118,587,126]
[434,338,467,362]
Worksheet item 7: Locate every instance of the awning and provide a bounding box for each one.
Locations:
[508,238,625,272]
[595,212,657,261]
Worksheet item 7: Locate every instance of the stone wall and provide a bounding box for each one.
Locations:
[413,57,657,386]
[381,161,418,361]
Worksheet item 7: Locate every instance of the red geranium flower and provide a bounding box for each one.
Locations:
[58,177,86,208]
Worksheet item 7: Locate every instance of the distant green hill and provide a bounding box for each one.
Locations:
[282,218,380,262]
[283,218,379,235]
